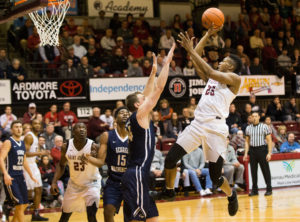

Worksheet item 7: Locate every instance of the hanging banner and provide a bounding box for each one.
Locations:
[0,80,11,104]
[90,77,148,101]
[11,79,87,103]
[88,0,154,17]
[67,0,78,15]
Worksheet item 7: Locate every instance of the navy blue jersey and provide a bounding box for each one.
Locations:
[7,137,26,176]
[106,129,129,181]
[126,112,155,172]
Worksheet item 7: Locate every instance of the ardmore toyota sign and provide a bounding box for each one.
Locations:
[89,0,154,17]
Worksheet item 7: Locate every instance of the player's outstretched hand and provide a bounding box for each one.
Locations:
[166,43,176,64]
[177,32,194,53]
[207,23,223,36]
[51,183,59,195]
[151,53,157,75]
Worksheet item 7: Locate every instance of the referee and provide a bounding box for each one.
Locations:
[243,112,273,196]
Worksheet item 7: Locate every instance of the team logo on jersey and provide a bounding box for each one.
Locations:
[169,78,186,98]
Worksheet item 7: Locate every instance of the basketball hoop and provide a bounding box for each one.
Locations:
[29,0,70,46]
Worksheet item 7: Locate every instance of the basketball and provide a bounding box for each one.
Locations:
[202,8,224,29]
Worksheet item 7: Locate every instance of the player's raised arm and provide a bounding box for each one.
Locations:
[178,32,241,93]
[82,132,108,168]
[0,140,13,185]
[137,43,175,120]
[142,53,157,97]
[51,143,68,195]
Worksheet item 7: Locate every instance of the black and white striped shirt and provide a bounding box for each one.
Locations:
[246,123,271,147]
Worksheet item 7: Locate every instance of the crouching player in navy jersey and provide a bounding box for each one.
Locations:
[0,120,38,222]
[101,106,130,222]
[123,44,175,222]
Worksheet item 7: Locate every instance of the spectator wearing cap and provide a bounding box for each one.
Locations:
[7,58,27,81]
[23,103,39,124]
[100,29,116,53]
[111,48,128,74]
[117,21,133,44]
[129,37,144,60]
[67,45,81,67]
[87,107,109,141]
[159,29,175,50]
[280,133,300,153]
[113,36,129,57]
[72,35,87,59]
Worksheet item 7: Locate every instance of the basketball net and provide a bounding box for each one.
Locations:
[29,0,70,46]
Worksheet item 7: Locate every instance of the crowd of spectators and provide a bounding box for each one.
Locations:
[0,0,298,85]
[1,1,300,214]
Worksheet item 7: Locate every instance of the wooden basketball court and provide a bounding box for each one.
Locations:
[11,187,300,221]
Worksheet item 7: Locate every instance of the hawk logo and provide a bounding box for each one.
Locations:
[169,77,186,98]
[283,160,295,172]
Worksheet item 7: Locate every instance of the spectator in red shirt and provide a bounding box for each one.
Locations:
[262,37,278,71]
[132,19,149,44]
[27,27,40,61]
[64,18,77,36]
[87,107,109,141]
[142,59,152,76]
[51,135,63,167]
[44,104,60,126]
[58,102,78,139]
[129,37,144,60]
[23,103,40,124]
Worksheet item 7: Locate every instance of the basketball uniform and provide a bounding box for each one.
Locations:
[176,79,237,162]
[122,112,158,221]
[23,132,43,189]
[103,129,128,213]
[62,139,101,213]
[4,137,28,205]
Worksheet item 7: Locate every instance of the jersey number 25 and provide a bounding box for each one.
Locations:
[205,85,216,96]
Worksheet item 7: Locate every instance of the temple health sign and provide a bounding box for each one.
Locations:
[89,0,154,17]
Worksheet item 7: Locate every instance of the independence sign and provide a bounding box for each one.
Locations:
[89,0,154,17]
[11,79,87,103]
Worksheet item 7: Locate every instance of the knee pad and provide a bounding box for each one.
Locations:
[87,202,98,222]
[165,143,187,169]
[209,156,224,187]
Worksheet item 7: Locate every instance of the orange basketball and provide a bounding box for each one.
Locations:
[202,8,224,29]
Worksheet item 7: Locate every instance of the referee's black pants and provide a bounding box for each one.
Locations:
[249,145,272,192]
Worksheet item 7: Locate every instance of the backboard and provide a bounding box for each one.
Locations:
[0,0,48,24]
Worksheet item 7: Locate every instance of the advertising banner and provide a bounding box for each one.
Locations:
[238,75,285,96]
[248,159,300,188]
[0,80,11,104]
[11,79,87,103]
[88,0,154,17]
[89,77,148,101]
